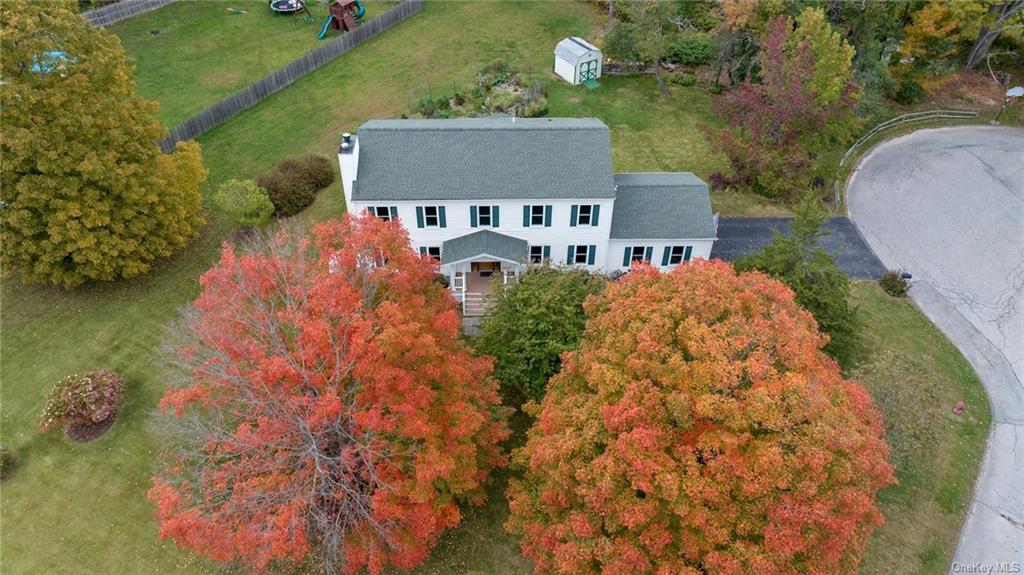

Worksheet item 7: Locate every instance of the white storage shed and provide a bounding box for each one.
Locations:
[554,37,602,86]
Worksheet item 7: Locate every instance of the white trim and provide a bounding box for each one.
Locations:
[442,252,525,268]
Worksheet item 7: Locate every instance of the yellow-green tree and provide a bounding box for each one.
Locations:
[1,0,207,287]
[900,0,988,72]
[788,7,856,106]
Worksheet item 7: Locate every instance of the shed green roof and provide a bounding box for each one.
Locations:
[610,173,716,240]
[441,230,528,265]
[352,117,616,201]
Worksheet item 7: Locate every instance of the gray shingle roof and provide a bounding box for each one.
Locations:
[555,37,600,62]
[610,173,716,240]
[441,230,528,265]
[352,118,616,201]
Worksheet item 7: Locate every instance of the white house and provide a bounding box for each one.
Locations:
[339,117,717,314]
[554,37,602,86]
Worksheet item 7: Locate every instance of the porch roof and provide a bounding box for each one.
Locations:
[441,230,528,265]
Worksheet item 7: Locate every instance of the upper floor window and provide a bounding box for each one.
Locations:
[523,205,552,227]
[663,245,692,265]
[416,206,446,228]
[571,204,600,227]
[370,206,397,221]
[471,205,500,228]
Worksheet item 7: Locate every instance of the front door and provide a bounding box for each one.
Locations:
[578,59,598,82]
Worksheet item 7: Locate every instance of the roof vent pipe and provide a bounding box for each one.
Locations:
[342,132,352,144]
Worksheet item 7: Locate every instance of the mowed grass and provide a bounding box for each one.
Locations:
[1,2,601,573]
[1,2,984,573]
[851,282,990,575]
[112,0,394,127]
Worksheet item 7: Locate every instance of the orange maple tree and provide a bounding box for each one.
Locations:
[506,260,895,575]
[148,215,508,575]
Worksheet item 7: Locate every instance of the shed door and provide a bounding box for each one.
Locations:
[578,59,598,81]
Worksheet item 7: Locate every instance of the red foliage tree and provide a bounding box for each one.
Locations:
[706,15,859,198]
[148,215,508,575]
[506,261,894,575]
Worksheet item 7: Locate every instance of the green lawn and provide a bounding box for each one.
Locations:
[851,282,990,575]
[112,0,394,127]
[0,1,985,573]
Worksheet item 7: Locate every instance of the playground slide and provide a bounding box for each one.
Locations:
[317,15,334,39]
[353,0,365,19]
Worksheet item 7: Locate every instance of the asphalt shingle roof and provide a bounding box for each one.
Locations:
[610,173,716,240]
[441,230,528,265]
[351,118,616,201]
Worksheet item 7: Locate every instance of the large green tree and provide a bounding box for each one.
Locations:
[736,196,860,367]
[1,0,207,287]
[475,265,606,406]
[616,0,676,93]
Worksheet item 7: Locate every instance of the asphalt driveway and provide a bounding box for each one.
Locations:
[712,216,886,279]
[848,126,1024,571]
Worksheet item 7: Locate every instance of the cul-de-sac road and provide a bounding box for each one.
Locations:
[848,126,1024,572]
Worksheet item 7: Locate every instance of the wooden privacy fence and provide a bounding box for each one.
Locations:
[81,0,178,27]
[158,0,423,153]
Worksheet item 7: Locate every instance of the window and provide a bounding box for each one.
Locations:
[622,246,653,267]
[669,246,685,265]
[577,204,592,225]
[529,245,550,264]
[574,245,590,264]
[630,246,646,262]
[419,246,441,261]
[372,206,396,221]
[570,204,600,227]
[424,206,439,227]
[417,206,446,228]
[471,205,499,228]
[531,205,545,226]
[524,205,551,227]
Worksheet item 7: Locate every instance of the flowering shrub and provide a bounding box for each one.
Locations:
[39,370,124,433]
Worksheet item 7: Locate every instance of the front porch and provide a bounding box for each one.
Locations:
[440,230,528,317]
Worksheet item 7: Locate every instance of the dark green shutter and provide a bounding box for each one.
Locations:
[644,246,653,261]
[623,247,631,267]
[542,245,550,260]
[684,246,693,261]
[389,206,398,220]
[416,207,424,228]
[591,204,600,226]
[567,245,575,264]
[544,205,552,227]
[438,206,446,228]
[492,205,500,227]
[470,205,478,228]
[587,245,596,265]
[661,246,671,266]
[523,205,530,227]
[419,247,427,255]
[570,205,578,227]
[366,206,375,217]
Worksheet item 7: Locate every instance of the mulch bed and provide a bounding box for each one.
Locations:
[66,415,116,443]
